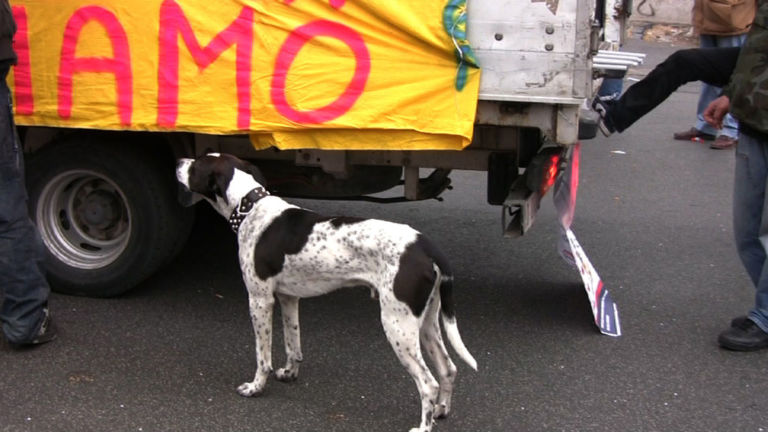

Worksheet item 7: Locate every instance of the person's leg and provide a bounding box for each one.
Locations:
[732,134,768,295]
[720,114,741,140]
[0,67,50,344]
[734,134,768,331]
[693,35,720,136]
[601,47,740,133]
[720,133,768,350]
[714,34,748,140]
[694,80,721,136]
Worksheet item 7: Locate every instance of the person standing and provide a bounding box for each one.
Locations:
[0,0,56,347]
[674,0,756,149]
[703,0,768,351]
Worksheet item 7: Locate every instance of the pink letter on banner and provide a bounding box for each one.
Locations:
[271,20,370,124]
[58,6,133,125]
[11,6,32,116]
[157,0,254,129]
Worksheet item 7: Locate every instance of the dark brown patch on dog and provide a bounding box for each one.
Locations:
[393,235,438,316]
[393,235,455,318]
[329,216,366,228]
[253,208,332,279]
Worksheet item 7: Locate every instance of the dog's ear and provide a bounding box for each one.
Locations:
[188,162,221,202]
[213,171,231,200]
[177,183,204,207]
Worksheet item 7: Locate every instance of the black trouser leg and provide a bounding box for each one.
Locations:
[607,47,741,132]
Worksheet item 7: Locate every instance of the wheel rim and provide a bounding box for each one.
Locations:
[36,170,131,270]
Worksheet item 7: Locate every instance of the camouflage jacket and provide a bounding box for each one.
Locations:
[725,0,768,134]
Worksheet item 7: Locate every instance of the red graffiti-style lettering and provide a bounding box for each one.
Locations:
[271,20,369,124]
[11,6,32,116]
[157,0,254,129]
[58,6,132,125]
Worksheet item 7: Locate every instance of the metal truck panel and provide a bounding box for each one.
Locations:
[469,0,596,105]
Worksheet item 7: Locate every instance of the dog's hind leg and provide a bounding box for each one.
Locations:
[237,293,275,397]
[420,291,457,419]
[275,293,302,382]
[380,301,439,432]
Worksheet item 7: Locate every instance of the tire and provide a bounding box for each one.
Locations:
[25,135,194,297]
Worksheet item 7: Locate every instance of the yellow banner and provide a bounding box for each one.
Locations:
[9,0,479,150]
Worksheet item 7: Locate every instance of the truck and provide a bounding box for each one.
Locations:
[13,0,634,297]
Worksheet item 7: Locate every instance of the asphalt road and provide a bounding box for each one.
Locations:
[3,39,767,432]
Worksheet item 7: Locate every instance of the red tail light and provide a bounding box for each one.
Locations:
[524,148,563,196]
[541,154,560,195]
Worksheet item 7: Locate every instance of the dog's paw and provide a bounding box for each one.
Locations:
[434,403,450,419]
[236,382,263,397]
[275,368,298,382]
[408,418,436,432]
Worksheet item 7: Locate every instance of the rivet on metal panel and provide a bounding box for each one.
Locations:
[545,25,555,34]
[494,33,503,41]
[545,43,554,51]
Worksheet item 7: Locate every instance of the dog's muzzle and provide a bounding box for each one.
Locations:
[177,184,201,207]
[176,159,201,207]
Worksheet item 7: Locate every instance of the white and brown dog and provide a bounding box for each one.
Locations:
[176,153,476,432]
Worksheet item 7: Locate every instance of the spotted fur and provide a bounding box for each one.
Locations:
[176,154,477,432]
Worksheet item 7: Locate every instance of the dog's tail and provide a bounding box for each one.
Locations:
[423,238,477,371]
[438,273,477,371]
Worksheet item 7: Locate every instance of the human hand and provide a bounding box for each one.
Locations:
[703,95,731,130]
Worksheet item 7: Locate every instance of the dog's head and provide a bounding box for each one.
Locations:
[176,153,267,217]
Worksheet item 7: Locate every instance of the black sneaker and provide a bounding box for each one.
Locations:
[9,307,57,348]
[718,316,768,351]
[731,315,750,328]
[591,96,616,136]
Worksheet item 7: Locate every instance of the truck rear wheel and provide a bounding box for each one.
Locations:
[25,135,194,297]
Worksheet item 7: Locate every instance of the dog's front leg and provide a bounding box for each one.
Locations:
[275,293,302,382]
[237,293,275,397]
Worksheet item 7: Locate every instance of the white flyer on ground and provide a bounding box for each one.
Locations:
[553,143,621,337]
[563,227,621,337]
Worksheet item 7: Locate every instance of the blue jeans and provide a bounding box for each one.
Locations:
[733,132,768,332]
[0,65,49,344]
[695,34,747,138]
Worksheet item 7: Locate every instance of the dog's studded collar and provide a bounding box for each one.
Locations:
[228,187,269,233]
